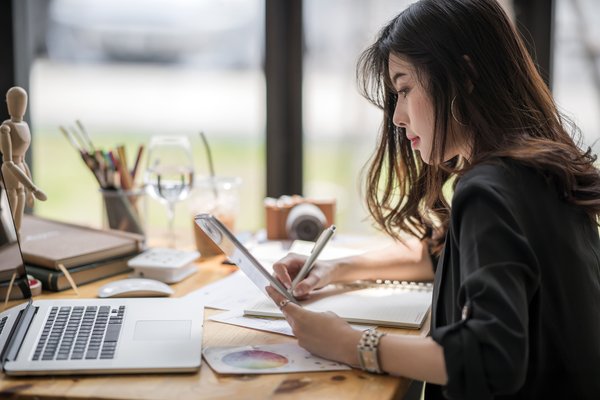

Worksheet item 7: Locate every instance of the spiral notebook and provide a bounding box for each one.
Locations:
[244,281,433,329]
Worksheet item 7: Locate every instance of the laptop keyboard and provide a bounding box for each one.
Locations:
[33,305,125,361]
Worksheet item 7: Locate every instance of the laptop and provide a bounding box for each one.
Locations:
[0,176,203,375]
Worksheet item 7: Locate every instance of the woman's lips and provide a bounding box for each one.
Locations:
[408,136,420,148]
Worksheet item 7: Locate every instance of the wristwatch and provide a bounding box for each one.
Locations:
[357,328,386,374]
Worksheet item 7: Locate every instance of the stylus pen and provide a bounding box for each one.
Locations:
[290,225,336,293]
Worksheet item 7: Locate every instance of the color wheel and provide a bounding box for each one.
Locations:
[222,349,289,369]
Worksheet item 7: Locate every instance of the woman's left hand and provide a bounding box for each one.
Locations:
[266,286,362,366]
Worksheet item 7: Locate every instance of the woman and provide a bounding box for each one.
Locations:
[266,0,600,398]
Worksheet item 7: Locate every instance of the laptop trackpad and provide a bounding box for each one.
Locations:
[133,320,192,341]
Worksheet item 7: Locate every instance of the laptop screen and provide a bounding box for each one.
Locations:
[0,177,32,304]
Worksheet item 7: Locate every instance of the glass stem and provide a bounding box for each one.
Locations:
[166,201,176,248]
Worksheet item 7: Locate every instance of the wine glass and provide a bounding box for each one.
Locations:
[143,135,194,247]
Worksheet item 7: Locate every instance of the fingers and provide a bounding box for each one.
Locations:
[266,285,286,303]
[278,299,301,318]
[265,286,301,317]
[272,263,292,290]
[278,299,291,309]
[293,272,320,297]
[272,253,307,289]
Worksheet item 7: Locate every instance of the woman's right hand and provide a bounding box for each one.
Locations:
[272,253,337,299]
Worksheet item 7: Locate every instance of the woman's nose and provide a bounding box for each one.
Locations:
[392,102,408,128]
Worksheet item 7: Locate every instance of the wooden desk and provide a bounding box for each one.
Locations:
[0,256,428,400]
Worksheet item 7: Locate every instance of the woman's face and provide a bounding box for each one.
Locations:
[388,53,465,164]
[388,53,435,163]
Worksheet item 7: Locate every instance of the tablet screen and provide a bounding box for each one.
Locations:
[194,214,296,303]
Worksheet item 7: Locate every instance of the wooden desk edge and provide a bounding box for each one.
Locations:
[0,256,429,400]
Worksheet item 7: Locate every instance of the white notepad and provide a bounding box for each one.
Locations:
[244,282,433,329]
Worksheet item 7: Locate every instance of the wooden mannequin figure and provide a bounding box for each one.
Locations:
[0,86,47,233]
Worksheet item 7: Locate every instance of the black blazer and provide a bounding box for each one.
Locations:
[426,159,600,399]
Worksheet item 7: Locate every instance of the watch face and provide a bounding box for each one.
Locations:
[360,349,378,371]
[358,329,385,373]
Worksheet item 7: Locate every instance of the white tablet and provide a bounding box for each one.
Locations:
[194,213,297,303]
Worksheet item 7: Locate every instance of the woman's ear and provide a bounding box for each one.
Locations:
[462,55,477,93]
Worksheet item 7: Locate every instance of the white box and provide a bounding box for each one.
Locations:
[128,248,200,283]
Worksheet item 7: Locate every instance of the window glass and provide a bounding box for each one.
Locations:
[553,0,600,152]
[303,0,414,234]
[30,0,265,244]
[304,0,595,237]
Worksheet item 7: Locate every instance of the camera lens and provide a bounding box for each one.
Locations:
[285,203,327,241]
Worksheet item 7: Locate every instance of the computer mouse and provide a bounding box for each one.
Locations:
[97,278,174,298]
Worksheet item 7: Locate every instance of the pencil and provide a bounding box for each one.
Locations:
[69,126,90,155]
[59,125,82,152]
[75,119,95,153]
[60,125,107,187]
[108,150,121,189]
[131,145,145,183]
[80,152,105,188]
[116,145,133,190]
[108,150,119,171]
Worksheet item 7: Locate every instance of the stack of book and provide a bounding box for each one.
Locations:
[20,215,145,291]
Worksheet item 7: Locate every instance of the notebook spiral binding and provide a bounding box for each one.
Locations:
[338,279,433,292]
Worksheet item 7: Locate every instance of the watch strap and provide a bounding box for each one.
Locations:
[357,328,386,374]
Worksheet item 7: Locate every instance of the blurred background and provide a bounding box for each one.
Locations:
[1,0,599,243]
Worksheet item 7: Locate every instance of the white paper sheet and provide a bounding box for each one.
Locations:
[248,237,372,269]
[209,309,296,336]
[183,270,262,310]
[287,240,365,259]
[182,238,375,311]
[209,309,374,337]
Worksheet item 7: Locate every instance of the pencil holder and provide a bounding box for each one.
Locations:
[100,188,146,236]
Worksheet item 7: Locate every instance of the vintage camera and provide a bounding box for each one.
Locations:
[265,195,336,241]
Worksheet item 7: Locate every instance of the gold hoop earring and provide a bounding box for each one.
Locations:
[451,96,466,126]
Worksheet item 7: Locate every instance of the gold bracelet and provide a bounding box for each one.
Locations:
[357,328,386,374]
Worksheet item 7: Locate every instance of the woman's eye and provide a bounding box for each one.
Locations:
[397,88,409,99]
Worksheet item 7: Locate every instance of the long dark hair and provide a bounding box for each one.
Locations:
[357,0,600,252]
